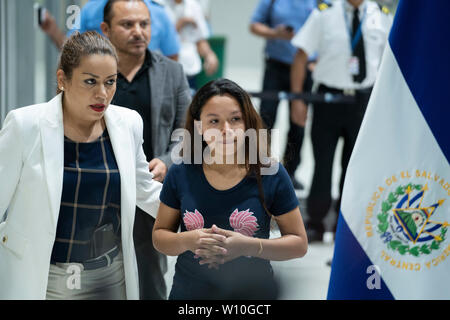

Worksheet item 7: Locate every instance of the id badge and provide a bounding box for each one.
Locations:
[348,56,360,75]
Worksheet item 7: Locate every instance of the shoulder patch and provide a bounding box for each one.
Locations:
[150,0,164,7]
[377,3,390,14]
[318,2,332,11]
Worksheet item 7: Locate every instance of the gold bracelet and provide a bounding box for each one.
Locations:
[257,239,263,256]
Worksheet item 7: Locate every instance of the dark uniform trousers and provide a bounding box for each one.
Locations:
[134,207,167,300]
[259,58,313,176]
[307,84,372,234]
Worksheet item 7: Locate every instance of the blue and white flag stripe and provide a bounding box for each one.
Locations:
[389,0,449,161]
[328,0,450,300]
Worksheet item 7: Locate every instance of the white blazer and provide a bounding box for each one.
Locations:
[0,94,162,299]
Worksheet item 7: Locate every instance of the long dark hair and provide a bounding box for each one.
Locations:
[184,78,272,216]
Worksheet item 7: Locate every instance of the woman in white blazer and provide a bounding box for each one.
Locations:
[0,31,162,299]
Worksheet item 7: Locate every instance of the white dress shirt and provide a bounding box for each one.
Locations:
[291,0,392,90]
[165,0,210,76]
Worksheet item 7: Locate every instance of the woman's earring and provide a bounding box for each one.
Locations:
[60,87,64,91]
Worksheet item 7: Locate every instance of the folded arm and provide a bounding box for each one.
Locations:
[152,202,226,261]
[198,208,308,266]
[290,48,309,127]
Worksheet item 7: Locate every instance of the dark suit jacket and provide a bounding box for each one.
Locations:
[147,51,191,167]
[134,51,191,300]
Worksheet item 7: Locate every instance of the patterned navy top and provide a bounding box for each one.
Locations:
[50,129,121,263]
[160,162,299,299]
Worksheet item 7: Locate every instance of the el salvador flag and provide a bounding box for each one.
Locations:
[327,0,450,300]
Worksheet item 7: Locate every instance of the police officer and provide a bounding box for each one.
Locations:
[250,0,317,190]
[290,0,392,241]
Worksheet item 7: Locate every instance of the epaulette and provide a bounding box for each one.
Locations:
[318,2,332,11]
[151,0,165,7]
[378,3,390,14]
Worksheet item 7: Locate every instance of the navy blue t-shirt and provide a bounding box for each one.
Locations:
[160,162,299,299]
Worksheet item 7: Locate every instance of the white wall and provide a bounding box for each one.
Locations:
[209,0,266,89]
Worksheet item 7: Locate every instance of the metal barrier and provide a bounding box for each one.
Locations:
[248,91,356,104]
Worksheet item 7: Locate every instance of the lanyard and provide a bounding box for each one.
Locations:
[342,2,367,51]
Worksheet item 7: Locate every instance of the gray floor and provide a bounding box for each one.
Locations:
[163,67,343,300]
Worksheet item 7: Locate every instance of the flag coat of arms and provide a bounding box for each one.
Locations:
[327,0,450,299]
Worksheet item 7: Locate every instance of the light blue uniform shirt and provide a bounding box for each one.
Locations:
[251,0,316,65]
[68,0,180,56]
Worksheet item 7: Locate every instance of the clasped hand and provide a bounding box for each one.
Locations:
[188,224,249,270]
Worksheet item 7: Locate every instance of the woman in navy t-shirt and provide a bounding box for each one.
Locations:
[153,78,308,299]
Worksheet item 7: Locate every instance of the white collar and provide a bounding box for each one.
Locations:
[344,0,367,14]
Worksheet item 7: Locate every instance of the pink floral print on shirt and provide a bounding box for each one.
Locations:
[229,209,259,237]
[183,209,205,231]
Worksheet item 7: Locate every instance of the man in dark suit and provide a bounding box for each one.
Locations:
[101,0,191,299]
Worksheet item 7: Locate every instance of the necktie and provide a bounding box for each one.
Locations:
[352,7,366,83]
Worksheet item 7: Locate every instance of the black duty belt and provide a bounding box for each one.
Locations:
[249,85,373,104]
[317,84,373,98]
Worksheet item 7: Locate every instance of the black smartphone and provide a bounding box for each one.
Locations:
[285,25,294,32]
[90,223,118,258]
